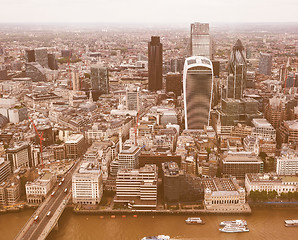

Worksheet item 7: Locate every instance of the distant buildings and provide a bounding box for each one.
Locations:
[252,118,276,140]
[72,162,103,205]
[183,56,213,129]
[190,22,212,59]
[165,73,182,97]
[115,164,158,208]
[91,65,109,97]
[126,85,141,112]
[227,39,247,99]
[148,36,163,91]
[259,52,272,75]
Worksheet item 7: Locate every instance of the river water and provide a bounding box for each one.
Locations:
[1,208,298,240]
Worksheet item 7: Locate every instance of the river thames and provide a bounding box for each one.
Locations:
[1,208,298,240]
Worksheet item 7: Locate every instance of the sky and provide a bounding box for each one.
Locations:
[1,0,298,23]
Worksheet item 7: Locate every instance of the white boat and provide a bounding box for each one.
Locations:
[141,235,170,240]
[219,220,247,226]
[284,220,298,227]
[185,217,205,225]
[219,225,249,233]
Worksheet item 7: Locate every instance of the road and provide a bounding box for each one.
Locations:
[17,159,81,240]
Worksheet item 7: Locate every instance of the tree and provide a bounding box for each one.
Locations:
[259,152,267,161]
[268,190,278,200]
[280,192,288,200]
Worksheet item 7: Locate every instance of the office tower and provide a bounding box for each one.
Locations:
[259,52,272,75]
[190,22,212,59]
[126,85,140,111]
[165,73,182,96]
[72,162,103,205]
[90,65,109,94]
[47,53,58,70]
[148,36,163,91]
[227,39,247,99]
[34,48,48,68]
[72,70,81,91]
[6,144,31,171]
[61,50,72,58]
[118,145,141,170]
[115,165,158,208]
[25,50,35,62]
[183,56,213,130]
[211,60,220,78]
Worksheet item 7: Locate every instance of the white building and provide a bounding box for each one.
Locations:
[126,85,141,112]
[252,118,276,140]
[276,154,298,176]
[25,172,56,204]
[245,173,298,195]
[118,145,141,170]
[72,162,103,205]
[115,164,158,208]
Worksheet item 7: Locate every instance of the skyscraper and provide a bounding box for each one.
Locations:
[259,52,272,76]
[227,39,247,99]
[190,22,212,59]
[34,48,49,68]
[91,65,109,94]
[148,36,163,91]
[183,56,213,129]
[72,70,81,91]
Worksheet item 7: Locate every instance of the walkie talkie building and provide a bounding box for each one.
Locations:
[183,56,213,130]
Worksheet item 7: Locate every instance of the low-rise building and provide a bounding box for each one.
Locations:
[25,171,56,204]
[203,177,248,211]
[245,173,298,195]
[222,152,264,178]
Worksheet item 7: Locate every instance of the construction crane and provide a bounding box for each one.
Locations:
[28,117,44,168]
[134,111,139,146]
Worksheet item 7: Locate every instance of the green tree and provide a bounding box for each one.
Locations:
[268,190,278,200]
[280,192,288,200]
[259,152,267,161]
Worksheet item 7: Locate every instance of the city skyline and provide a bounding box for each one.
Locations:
[1,0,298,23]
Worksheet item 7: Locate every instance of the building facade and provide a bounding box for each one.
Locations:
[183,56,213,129]
[190,22,212,59]
[148,36,163,91]
[72,162,103,205]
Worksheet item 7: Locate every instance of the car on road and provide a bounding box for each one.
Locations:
[34,216,39,222]
[51,191,55,197]
[64,188,68,193]
[46,211,51,217]
[58,182,62,186]
[61,178,65,182]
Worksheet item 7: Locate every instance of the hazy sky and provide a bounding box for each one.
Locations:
[1,0,297,23]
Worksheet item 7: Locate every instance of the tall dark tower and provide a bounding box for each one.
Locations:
[227,39,247,99]
[148,36,163,91]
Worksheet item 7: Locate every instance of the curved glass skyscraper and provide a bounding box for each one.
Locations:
[183,56,213,130]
